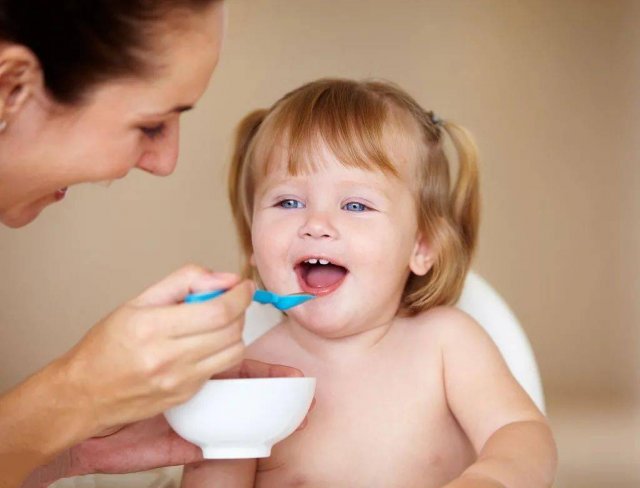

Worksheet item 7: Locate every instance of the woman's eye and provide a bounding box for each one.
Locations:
[278,199,304,209]
[343,202,369,212]
[140,123,166,139]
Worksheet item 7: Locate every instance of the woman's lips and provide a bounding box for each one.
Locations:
[294,263,348,297]
[54,187,68,201]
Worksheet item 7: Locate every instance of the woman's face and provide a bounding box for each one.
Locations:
[0,2,225,228]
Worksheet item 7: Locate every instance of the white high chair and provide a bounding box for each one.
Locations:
[456,272,545,412]
[55,271,544,488]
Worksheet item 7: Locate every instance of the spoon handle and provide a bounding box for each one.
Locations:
[184,289,314,311]
[184,289,226,304]
[184,289,276,304]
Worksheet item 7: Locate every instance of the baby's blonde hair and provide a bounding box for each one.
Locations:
[228,78,480,315]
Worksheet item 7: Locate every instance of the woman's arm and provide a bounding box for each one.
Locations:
[181,459,257,488]
[438,309,557,488]
[0,360,91,487]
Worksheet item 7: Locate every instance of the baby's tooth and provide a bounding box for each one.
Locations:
[308,258,318,264]
[318,259,329,265]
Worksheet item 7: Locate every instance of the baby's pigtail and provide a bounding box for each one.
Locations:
[442,121,480,260]
[228,109,268,278]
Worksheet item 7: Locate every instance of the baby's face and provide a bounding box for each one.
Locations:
[251,145,430,337]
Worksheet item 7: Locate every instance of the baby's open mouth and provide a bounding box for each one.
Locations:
[294,257,348,296]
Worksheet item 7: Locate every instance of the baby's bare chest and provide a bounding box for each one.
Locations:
[255,365,474,488]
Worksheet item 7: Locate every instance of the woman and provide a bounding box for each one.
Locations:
[0,1,303,486]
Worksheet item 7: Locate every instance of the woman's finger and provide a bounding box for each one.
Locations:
[131,264,241,307]
[214,359,305,380]
[159,280,254,338]
[194,341,245,378]
[265,362,304,378]
[172,319,244,363]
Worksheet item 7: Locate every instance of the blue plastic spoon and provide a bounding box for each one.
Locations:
[184,289,315,311]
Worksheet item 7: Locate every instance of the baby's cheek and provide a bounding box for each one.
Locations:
[251,224,274,256]
[352,234,391,265]
[253,226,287,258]
[256,262,289,295]
[251,238,290,289]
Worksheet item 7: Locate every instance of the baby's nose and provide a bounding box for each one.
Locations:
[298,212,339,239]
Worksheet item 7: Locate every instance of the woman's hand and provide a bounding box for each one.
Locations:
[58,264,254,434]
[72,361,313,474]
[214,358,304,380]
[21,360,313,487]
[20,415,196,487]
[3,264,254,487]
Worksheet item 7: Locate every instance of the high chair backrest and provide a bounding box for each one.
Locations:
[456,272,545,412]
[243,271,546,413]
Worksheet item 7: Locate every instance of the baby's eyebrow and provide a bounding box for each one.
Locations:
[337,178,381,189]
[334,179,393,200]
[254,178,300,198]
[255,176,394,201]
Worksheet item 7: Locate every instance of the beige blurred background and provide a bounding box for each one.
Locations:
[1,0,638,486]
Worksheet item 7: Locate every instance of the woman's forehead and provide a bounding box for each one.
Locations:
[75,3,223,120]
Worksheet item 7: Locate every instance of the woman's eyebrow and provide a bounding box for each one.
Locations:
[169,105,194,114]
[141,105,194,117]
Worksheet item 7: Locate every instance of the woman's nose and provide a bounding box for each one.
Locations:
[298,211,339,240]
[136,123,180,177]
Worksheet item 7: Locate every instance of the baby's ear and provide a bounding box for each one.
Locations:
[409,233,434,276]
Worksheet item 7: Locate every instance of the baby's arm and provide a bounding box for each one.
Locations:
[437,309,557,488]
[181,459,256,488]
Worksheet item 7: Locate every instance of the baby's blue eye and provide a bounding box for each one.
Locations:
[343,202,369,212]
[278,199,304,209]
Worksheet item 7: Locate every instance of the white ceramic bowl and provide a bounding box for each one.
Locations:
[164,377,316,459]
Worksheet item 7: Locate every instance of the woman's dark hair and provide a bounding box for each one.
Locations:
[0,0,217,104]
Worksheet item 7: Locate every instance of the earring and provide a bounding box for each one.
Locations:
[0,120,6,133]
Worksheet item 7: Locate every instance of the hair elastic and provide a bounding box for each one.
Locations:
[429,111,443,127]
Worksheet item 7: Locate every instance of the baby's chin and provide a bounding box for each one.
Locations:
[287,304,357,338]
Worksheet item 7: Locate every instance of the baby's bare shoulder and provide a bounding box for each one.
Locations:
[405,306,489,350]
[245,323,293,362]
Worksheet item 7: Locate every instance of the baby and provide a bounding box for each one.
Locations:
[182,79,557,487]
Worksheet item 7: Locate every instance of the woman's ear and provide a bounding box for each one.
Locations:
[409,232,434,276]
[0,45,42,120]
